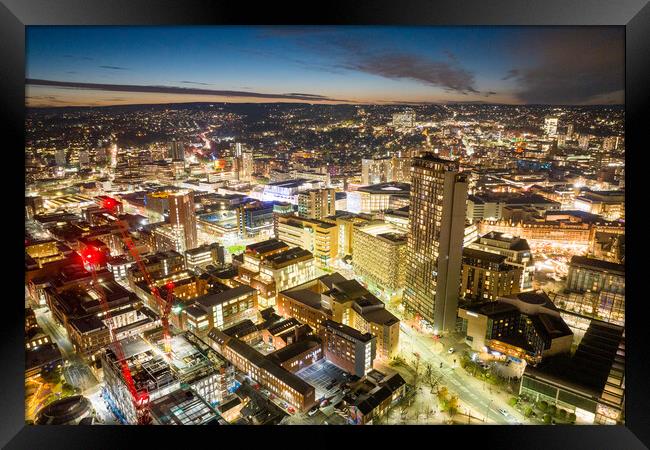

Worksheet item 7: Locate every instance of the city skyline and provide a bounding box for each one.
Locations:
[26,26,624,108]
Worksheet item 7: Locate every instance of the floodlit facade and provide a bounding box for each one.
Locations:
[403,154,468,333]
[352,220,407,293]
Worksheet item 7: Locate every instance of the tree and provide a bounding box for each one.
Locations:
[543,414,552,424]
[61,382,76,396]
[41,368,62,384]
[558,409,567,421]
[508,397,518,407]
[537,400,548,412]
[523,406,533,418]
[568,412,577,424]
[447,395,459,419]
[548,404,557,417]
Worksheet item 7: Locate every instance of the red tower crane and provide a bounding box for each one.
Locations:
[81,248,152,425]
[102,197,175,359]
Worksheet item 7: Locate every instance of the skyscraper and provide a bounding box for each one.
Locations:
[403,154,468,334]
[298,188,336,219]
[169,141,184,161]
[544,117,559,137]
[566,123,574,140]
[168,190,197,252]
[55,148,66,167]
[240,150,254,182]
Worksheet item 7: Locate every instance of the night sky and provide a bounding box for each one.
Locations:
[25,26,624,107]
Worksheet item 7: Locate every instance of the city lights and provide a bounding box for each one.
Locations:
[24,25,624,428]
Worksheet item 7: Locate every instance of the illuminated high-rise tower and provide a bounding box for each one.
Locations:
[168,190,197,252]
[403,154,468,334]
[168,140,184,161]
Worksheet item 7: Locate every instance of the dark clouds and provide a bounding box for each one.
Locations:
[266,32,492,97]
[26,79,349,102]
[337,52,481,95]
[504,28,624,104]
[179,80,212,85]
[99,65,131,71]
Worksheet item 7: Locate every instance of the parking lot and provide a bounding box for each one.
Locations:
[296,360,348,400]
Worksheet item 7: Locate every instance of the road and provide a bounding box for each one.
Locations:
[395,321,527,425]
[34,308,99,393]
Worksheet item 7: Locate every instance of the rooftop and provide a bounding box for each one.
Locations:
[570,255,624,274]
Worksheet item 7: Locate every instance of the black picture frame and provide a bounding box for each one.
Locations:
[2,0,648,448]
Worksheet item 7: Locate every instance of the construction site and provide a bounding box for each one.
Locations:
[101,328,234,424]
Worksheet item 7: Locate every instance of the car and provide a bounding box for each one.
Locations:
[498,408,510,417]
[320,399,330,407]
[308,407,319,417]
[447,347,455,354]
[287,407,296,414]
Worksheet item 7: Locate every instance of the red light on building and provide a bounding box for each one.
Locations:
[103,197,117,210]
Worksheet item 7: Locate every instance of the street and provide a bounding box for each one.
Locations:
[34,308,99,394]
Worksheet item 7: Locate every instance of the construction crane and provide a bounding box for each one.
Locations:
[102,197,175,359]
[81,247,152,425]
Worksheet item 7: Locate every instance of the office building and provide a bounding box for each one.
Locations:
[544,117,559,137]
[346,182,410,215]
[460,248,521,302]
[361,157,412,185]
[168,190,198,252]
[403,154,468,333]
[276,215,338,268]
[566,123,574,139]
[169,141,184,161]
[320,319,376,377]
[457,291,573,365]
[185,243,225,271]
[574,190,625,220]
[566,256,624,296]
[468,231,535,291]
[55,148,66,167]
[149,387,224,425]
[237,201,275,239]
[519,320,624,424]
[328,212,373,258]
[207,328,316,412]
[298,188,335,220]
[351,220,407,293]
[278,273,400,359]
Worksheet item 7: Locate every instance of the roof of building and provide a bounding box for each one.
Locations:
[262,248,313,268]
[323,320,374,343]
[35,395,92,425]
[462,247,508,264]
[266,318,301,336]
[195,285,256,309]
[222,319,259,339]
[479,231,531,251]
[216,334,314,396]
[358,182,410,195]
[26,342,63,371]
[246,239,289,256]
[268,337,322,365]
[570,256,624,274]
[525,320,624,396]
